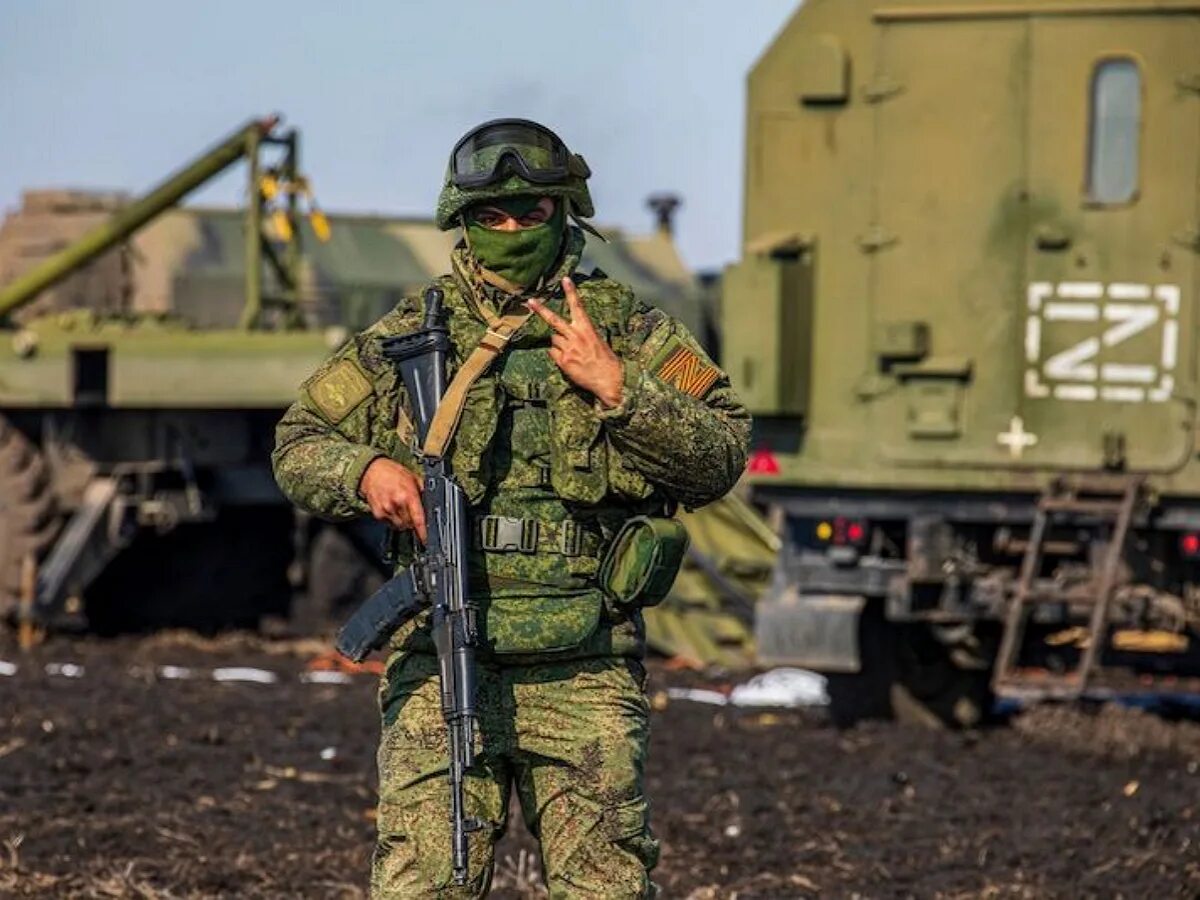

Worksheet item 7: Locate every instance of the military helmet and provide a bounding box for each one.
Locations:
[435,118,595,230]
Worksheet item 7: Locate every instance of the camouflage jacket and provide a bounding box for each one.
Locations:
[272,229,750,661]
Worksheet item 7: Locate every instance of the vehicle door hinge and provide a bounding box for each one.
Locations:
[857,225,898,253]
[1173,228,1200,252]
[1176,73,1200,95]
[862,75,904,103]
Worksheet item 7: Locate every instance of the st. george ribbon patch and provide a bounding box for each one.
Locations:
[308,359,372,424]
[652,337,721,399]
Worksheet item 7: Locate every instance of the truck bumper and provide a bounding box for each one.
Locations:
[755,586,866,673]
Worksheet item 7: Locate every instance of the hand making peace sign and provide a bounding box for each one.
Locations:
[526,277,625,409]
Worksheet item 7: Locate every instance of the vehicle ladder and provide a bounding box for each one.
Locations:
[992,476,1144,701]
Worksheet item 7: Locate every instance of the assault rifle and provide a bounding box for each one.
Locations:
[334,287,482,886]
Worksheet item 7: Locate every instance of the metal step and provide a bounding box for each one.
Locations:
[996,671,1200,704]
[1019,584,1105,606]
[991,475,1144,700]
[993,671,1084,702]
[1038,498,1126,517]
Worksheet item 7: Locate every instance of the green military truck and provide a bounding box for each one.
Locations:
[0,116,715,635]
[725,0,1200,724]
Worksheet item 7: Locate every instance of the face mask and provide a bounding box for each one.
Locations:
[464,198,565,291]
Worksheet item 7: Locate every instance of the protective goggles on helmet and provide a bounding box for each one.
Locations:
[449,118,590,189]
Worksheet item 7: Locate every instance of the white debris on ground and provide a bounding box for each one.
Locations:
[667,668,830,709]
[4,658,367,687]
[729,667,828,708]
[300,670,353,685]
[211,667,279,684]
[3,660,829,710]
[44,662,84,678]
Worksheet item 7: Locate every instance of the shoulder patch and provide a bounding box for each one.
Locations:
[309,359,373,424]
[650,335,721,400]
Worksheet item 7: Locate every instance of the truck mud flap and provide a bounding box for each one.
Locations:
[755,586,866,673]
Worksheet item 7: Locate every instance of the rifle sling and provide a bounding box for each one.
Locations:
[420,310,532,459]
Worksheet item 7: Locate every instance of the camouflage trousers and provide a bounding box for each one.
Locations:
[371,653,660,899]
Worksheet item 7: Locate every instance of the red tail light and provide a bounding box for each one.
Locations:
[747,448,780,475]
[816,517,869,547]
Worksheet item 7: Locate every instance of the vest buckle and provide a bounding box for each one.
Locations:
[559,520,583,557]
[480,515,538,553]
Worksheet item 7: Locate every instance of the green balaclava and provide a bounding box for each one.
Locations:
[464,196,566,292]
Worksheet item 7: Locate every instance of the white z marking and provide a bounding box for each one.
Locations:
[1163,320,1178,370]
[1023,282,1180,403]
[1054,384,1098,401]
[1025,317,1041,363]
[1155,285,1180,316]
[1058,282,1104,299]
[1102,303,1158,347]
[1044,337,1099,381]
[1045,302,1099,321]
[1108,283,1151,301]
[1100,364,1156,384]
[1028,282,1053,312]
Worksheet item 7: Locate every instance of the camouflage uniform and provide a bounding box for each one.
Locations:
[274,215,748,895]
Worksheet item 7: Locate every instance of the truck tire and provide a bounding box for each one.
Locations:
[826,600,897,727]
[0,419,58,617]
[890,623,994,729]
[827,603,993,729]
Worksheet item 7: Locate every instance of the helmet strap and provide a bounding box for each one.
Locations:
[566,199,607,242]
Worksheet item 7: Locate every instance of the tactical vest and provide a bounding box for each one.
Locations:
[392,273,663,657]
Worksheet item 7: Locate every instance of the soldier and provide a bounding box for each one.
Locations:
[272,118,749,899]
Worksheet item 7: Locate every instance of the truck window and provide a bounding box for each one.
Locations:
[1086,58,1141,204]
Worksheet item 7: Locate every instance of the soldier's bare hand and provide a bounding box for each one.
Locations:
[526,277,624,408]
[359,458,427,543]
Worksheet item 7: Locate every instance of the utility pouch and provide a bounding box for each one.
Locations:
[598,516,690,609]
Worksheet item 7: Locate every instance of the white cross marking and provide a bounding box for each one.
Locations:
[997,416,1038,459]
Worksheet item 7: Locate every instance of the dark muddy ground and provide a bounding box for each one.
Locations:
[1,633,1198,899]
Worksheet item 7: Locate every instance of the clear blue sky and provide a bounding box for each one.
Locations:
[0,1,796,271]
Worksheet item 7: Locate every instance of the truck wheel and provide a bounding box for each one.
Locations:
[0,419,59,617]
[827,605,993,729]
[826,600,897,727]
[890,624,994,729]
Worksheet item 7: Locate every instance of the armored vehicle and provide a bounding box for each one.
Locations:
[725,0,1200,724]
[0,116,743,644]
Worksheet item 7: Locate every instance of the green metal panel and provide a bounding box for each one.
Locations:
[869,16,1030,467]
[0,326,333,408]
[731,0,1200,496]
[1019,16,1199,472]
[723,251,813,416]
